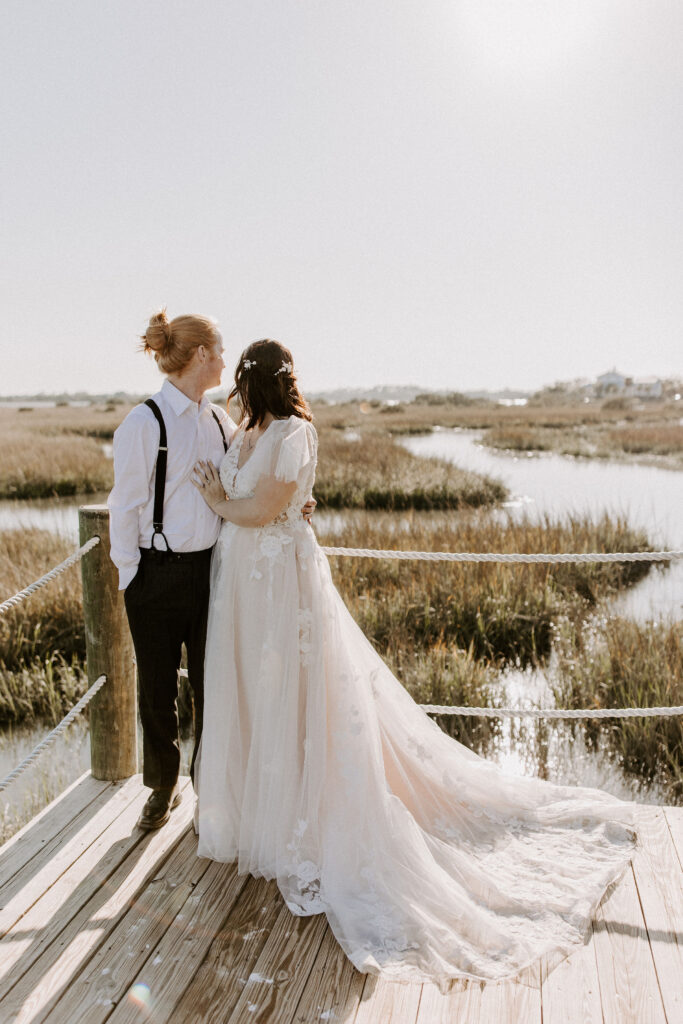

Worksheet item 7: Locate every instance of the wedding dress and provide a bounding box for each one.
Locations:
[196,415,635,983]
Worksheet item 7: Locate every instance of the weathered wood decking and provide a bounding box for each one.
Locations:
[0,774,681,1024]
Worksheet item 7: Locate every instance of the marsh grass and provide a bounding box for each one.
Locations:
[313,396,681,432]
[313,399,683,466]
[384,644,501,752]
[0,405,127,498]
[0,529,85,671]
[485,422,683,464]
[0,656,87,725]
[0,511,655,729]
[315,431,506,509]
[608,425,683,457]
[553,617,683,800]
[320,512,654,667]
[0,436,114,498]
[0,403,507,508]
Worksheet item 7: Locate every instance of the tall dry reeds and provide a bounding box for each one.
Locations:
[553,616,683,800]
[320,511,653,667]
[0,528,85,670]
[0,436,114,498]
[0,404,125,498]
[315,431,506,509]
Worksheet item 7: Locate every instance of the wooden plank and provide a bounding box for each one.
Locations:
[477,969,541,1024]
[0,780,194,1024]
[172,876,284,1024]
[664,806,683,870]
[414,979,476,1024]
[226,905,328,1024]
[0,779,151,999]
[592,864,667,1024]
[354,975,422,1024]
[540,940,602,1024]
[631,805,683,1024]
[39,793,202,1024]
[0,774,141,938]
[100,859,248,1024]
[417,965,541,1024]
[0,773,109,886]
[293,924,365,1024]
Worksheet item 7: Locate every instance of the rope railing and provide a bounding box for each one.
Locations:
[421,703,683,719]
[0,674,107,794]
[320,546,682,564]
[0,536,101,616]
[177,669,682,720]
[1,536,680,795]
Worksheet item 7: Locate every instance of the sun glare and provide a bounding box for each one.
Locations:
[456,0,612,78]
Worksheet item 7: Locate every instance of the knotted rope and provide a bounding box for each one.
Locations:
[0,536,100,616]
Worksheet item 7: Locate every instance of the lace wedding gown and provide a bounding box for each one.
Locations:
[196,415,635,983]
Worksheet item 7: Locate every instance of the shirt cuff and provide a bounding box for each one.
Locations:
[118,564,139,591]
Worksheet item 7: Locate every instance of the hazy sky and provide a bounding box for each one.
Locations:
[1,1,682,396]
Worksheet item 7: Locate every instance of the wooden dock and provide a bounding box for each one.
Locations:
[0,773,681,1024]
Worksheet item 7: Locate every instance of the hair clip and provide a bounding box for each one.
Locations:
[242,359,257,370]
[274,361,293,376]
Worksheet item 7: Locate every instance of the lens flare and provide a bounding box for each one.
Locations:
[128,983,151,1009]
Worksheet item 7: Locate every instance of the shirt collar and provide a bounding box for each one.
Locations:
[161,379,210,417]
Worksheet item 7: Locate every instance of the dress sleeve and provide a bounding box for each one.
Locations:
[269,418,317,483]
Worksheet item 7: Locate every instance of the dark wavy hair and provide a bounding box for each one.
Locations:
[229,339,312,430]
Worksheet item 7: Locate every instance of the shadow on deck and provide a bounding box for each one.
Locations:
[0,773,681,1024]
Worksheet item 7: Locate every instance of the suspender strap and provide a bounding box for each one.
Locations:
[144,398,171,551]
[143,400,227,552]
[212,409,228,452]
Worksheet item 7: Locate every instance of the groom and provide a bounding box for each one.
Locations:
[109,319,314,830]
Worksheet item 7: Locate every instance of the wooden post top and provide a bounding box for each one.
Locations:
[78,504,109,514]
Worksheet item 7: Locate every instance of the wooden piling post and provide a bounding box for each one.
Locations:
[79,505,137,780]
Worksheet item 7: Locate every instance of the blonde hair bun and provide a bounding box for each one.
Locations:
[140,309,219,374]
[142,308,172,354]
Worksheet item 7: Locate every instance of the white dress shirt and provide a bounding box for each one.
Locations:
[108,379,237,589]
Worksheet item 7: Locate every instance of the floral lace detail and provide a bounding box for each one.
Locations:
[285,818,324,916]
[298,608,314,665]
[356,866,420,962]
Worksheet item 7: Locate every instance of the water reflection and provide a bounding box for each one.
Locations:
[402,429,683,622]
[0,493,109,538]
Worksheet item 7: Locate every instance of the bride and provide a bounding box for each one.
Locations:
[191,339,635,984]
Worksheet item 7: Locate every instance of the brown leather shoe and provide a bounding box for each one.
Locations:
[137,783,182,831]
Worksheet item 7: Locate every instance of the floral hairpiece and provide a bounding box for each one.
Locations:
[242,359,257,370]
[274,361,293,376]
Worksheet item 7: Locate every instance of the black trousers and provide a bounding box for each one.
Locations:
[124,546,213,789]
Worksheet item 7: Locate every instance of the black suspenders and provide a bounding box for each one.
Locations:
[144,399,228,552]
[212,409,228,453]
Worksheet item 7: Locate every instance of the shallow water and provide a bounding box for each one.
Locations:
[402,429,683,622]
[0,493,109,538]
[0,718,91,842]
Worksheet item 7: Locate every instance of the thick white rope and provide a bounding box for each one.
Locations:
[321,546,682,564]
[179,668,681,718]
[0,674,107,793]
[421,704,683,719]
[0,536,100,617]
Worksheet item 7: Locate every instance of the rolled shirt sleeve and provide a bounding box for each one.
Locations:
[108,408,157,590]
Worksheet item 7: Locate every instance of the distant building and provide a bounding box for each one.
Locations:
[631,376,663,399]
[596,370,627,394]
[595,370,663,399]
